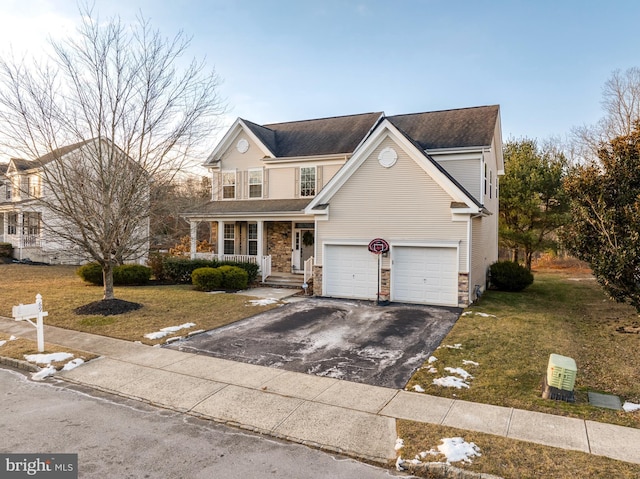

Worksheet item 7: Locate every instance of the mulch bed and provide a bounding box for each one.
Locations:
[74,299,142,316]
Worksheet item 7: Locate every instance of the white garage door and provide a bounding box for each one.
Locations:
[324,245,378,300]
[392,246,458,306]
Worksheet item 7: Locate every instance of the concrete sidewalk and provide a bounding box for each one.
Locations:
[0,316,639,467]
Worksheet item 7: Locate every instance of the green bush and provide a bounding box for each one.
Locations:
[77,263,104,285]
[77,263,151,286]
[162,257,217,284]
[0,242,13,258]
[113,264,151,285]
[490,261,534,292]
[161,256,260,285]
[191,267,223,291]
[217,265,249,290]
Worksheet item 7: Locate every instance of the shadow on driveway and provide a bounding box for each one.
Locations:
[167,298,461,389]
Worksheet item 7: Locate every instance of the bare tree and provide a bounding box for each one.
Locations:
[0,5,225,300]
[572,67,640,161]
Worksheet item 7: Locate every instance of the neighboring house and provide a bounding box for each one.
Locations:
[0,139,150,264]
[183,105,503,307]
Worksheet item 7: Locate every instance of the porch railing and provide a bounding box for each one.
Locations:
[261,255,272,282]
[303,256,314,284]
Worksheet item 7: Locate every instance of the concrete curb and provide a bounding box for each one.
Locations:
[0,355,40,372]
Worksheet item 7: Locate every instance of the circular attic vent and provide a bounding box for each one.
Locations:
[378,147,397,168]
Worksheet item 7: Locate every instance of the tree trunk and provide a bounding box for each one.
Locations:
[103,263,115,300]
[525,248,533,271]
[512,247,519,263]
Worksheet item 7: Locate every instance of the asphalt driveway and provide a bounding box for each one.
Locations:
[168,298,461,389]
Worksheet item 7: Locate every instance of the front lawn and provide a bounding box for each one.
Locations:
[406,269,640,428]
[0,264,279,345]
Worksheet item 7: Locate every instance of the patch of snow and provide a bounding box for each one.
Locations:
[428,355,438,363]
[437,437,481,463]
[623,401,640,412]
[433,376,470,389]
[462,360,479,366]
[0,340,6,347]
[144,322,195,340]
[444,367,473,380]
[395,438,404,451]
[248,298,279,306]
[31,365,56,380]
[62,358,84,371]
[462,311,496,318]
[165,336,183,344]
[187,329,205,336]
[427,367,438,373]
[161,322,196,333]
[442,343,462,350]
[10,335,16,341]
[413,385,425,393]
[24,352,73,364]
[395,456,405,471]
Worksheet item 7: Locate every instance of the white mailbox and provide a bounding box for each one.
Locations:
[12,294,48,353]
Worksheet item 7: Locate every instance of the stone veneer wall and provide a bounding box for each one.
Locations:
[381,268,390,293]
[458,272,469,307]
[313,265,323,296]
[267,221,292,273]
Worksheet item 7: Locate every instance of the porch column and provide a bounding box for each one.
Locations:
[218,220,225,260]
[18,212,23,260]
[257,220,264,257]
[189,221,197,259]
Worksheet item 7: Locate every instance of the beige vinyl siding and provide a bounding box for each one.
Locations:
[433,154,482,203]
[219,133,268,170]
[316,136,468,269]
[320,163,343,190]
[470,216,495,295]
[266,167,295,199]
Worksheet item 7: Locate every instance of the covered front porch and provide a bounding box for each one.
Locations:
[183,198,317,284]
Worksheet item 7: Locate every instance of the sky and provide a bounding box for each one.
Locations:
[1,0,639,155]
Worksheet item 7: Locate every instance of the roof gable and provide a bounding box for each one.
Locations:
[307,118,482,213]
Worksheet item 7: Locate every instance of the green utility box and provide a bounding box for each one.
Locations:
[547,354,577,391]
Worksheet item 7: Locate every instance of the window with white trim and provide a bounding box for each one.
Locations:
[248,223,258,255]
[483,163,487,196]
[27,175,40,197]
[222,171,236,199]
[248,169,263,198]
[300,166,316,197]
[4,181,10,200]
[223,223,235,254]
[7,213,17,235]
[23,212,40,235]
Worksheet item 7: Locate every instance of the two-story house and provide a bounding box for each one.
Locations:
[0,139,150,264]
[183,105,503,307]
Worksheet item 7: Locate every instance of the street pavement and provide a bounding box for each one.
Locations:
[0,290,639,469]
[0,368,405,479]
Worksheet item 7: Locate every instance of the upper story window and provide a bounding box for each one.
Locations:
[27,175,40,197]
[4,181,11,200]
[222,171,236,199]
[483,163,487,196]
[248,169,263,198]
[300,166,316,197]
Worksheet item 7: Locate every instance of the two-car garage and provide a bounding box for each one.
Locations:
[322,244,459,306]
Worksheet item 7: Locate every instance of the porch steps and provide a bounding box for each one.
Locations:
[261,273,305,289]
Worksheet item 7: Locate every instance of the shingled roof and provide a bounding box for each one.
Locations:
[243,112,382,157]
[388,105,499,150]
[238,106,498,159]
[184,198,312,217]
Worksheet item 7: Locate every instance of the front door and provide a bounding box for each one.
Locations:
[292,227,314,272]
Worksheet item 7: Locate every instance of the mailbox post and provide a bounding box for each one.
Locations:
[12,294,48,353]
